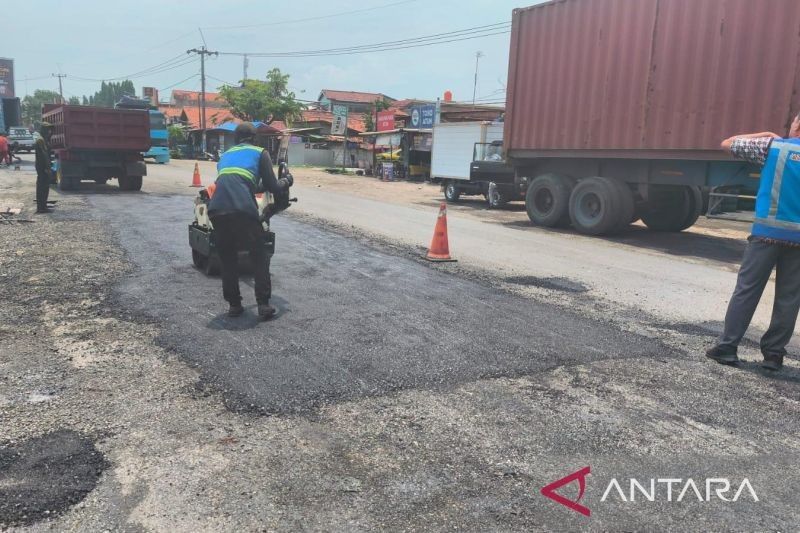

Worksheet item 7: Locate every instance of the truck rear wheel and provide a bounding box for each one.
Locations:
[569,177,620,235]
[609,179,635,231]
[642,185,700,232]
[444,181,461,202]
[526,174,574,227]
[57,165,76,191]
[119,175,143,191]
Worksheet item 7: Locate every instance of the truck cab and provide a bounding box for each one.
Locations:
[470,141,522,208]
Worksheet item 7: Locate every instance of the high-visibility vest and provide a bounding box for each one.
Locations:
[216,143,263,183]
[752,138,800,245]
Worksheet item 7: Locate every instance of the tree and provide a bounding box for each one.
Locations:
[85,80,136,107]
[21,89,62,129]
[167,124,186,148]
[219,68,304,123]
[67,96,81,105]
[364,98,391,132]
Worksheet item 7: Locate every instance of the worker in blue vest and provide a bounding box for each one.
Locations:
[208,123,293,320]
[706,113,800,371]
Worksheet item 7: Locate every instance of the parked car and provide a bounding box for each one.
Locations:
[8,127,34,153]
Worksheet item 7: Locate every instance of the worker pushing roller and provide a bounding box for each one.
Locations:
[191,123,293,320]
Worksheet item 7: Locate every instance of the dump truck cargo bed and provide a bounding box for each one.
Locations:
[43,105,150,152]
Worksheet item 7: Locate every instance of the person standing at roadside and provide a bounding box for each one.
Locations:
[34,123,54,213]
[706,113,800,371]
[0,132,10,166]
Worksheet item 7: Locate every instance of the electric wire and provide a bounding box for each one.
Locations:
[201,0,419,31]
[220,22,511,57]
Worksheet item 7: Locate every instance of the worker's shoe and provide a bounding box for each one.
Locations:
[228,304,245,318]
[761,354,784,371]
[258,303,277,320]
[35,207,52,214]
[705,345,739,365]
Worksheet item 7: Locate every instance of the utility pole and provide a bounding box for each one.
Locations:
[52,73,67,103]
[187,46,218,154]
[472,51,483,106]
[242,54,249,84]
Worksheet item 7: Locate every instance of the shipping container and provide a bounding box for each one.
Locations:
[42,105,150,191]
[502,0,800,235]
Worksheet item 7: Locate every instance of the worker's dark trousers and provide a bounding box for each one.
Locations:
[716,239,800,357]
[36,172,50,211]
[210,214,271,307]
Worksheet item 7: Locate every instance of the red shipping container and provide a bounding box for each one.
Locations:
[505,0,800,158]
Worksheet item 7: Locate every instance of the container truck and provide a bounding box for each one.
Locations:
[42,104,150,191]
[505,0,800,235]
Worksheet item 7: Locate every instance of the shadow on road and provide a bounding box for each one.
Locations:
[501,219,747,266]
[54,182,149,195]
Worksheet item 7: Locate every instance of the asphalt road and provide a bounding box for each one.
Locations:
[3,161,799,531]
[93,193,669,414]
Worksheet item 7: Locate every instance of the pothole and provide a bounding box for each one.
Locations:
[0,430,109,527]
[504,276,589,293]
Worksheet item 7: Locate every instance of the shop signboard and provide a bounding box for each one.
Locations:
[0,58,14,98]
[410,104,435,129]
[377,110,395,131]
[331,104,348,135]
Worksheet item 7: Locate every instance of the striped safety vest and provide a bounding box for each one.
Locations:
[216,143,263,183]
[752,138,800,245]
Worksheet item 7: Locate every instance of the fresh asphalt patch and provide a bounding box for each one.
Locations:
[93,194,678,414]
[504,275,589,293]
[0,430,108,528]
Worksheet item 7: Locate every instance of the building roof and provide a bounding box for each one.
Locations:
[319,89,395,105]
[169,89,227,107]
[159,105,237,129]
[299,109,366,133]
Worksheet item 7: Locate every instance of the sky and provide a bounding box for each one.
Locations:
[5,0,547,106]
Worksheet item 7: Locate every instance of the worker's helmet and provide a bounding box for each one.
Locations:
[39,121,53,134]
[234,122,257,143]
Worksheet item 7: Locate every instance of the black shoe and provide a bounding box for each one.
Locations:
[761,354,784,371]
[705,346,739,365]
[258,303,276,320]
[35,207,52,214]
[228,304,244,317]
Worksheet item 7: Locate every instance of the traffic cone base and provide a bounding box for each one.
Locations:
[425,202,457,262]
[190,162,202,187]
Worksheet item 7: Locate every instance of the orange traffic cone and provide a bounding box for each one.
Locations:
[190,162,202,187]
[425,202,457,262]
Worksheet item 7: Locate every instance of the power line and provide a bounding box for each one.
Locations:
[202,0,419,31]
[220,22,511,58]
[160,73,201,91]
[67,54,198,83]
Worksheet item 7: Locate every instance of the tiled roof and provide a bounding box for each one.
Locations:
[159,105,236,129]
[169,89,227,106]
[268,120,288,132]
[300,109,366,133]
[320,90,395,105]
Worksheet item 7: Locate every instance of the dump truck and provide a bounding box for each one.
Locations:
[42,104,150,191]
[505,0,800,235]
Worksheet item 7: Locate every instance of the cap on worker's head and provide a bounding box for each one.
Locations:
[40,121,53,132]
[234,122,257,143]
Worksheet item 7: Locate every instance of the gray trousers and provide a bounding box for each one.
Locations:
[718,239,800,356]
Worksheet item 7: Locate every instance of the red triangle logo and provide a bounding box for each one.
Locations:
[540,466,591,517]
